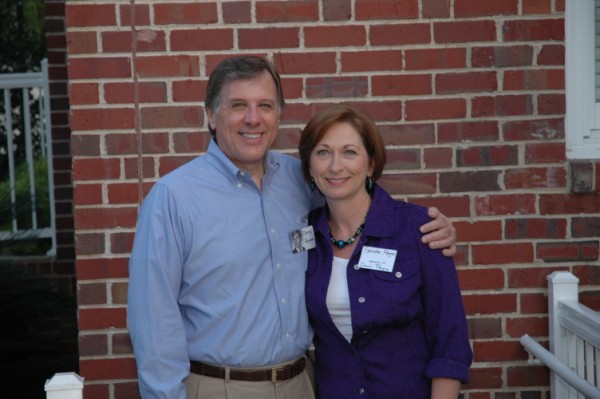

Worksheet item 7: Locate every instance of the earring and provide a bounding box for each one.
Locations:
[365,176,374,195]
[310,177,316,191]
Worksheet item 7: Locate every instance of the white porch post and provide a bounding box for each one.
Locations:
[548,271,579,399]
[44,372,84,399]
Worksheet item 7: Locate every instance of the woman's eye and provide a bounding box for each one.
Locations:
[316,149,329,156]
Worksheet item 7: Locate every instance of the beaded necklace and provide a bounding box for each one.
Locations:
[329,223,365,249]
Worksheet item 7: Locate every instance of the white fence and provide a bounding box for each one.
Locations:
[0,59,56,256]
[521,271,600,398]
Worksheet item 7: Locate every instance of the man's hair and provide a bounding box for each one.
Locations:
[205,56,285,137]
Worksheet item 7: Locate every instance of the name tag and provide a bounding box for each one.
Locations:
[357,246,397,272]
[290,226,316,253]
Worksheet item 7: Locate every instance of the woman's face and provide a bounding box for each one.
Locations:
[309,122,373,203]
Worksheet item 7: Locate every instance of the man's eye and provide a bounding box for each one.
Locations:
[230,102,246,109]
[259,103,275,110]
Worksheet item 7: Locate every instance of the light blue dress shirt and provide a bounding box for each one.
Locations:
[127,139,322,398]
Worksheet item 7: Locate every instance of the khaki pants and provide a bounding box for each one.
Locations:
[185,361,315,399]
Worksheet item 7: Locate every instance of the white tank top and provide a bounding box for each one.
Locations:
[326,256,353,342]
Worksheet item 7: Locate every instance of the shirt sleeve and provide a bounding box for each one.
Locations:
[127,183,189,399]
[412,208,473,383]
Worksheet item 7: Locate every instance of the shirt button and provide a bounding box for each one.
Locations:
[358,297,366,303]
[276,263,282,268]
[395,271,402,278]
[353,264,360,270]
[281,298,286,304]
[236,183,242,188]
[359,387,365,395]
[271,228,276,233]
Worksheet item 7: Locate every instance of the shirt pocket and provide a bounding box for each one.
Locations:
[370,256,423,321]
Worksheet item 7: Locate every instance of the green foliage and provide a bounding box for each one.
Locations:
[0,0,46,73]
[0,158,52,255]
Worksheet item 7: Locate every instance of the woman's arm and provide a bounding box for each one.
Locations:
[431,378,461,399]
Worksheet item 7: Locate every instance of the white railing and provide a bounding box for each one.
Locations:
[521,271,600,399]
[45,372,84,399]
[0,59,56,256]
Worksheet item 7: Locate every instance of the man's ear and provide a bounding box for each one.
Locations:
[207,108,216,131]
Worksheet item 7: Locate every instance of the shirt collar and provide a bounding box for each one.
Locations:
[205,138,279,186]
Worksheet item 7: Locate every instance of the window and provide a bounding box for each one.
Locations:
[565,0,600,159]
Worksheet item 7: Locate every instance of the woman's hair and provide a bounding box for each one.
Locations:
[299,104,387,183]
[205,56,285,137]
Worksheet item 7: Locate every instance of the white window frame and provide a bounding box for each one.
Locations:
[565,0,600,160]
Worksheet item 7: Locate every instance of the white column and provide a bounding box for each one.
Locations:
[45,372,84,399]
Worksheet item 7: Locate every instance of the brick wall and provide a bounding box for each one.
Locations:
[65,1,599,398]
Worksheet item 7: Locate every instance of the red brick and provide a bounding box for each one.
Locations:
[76,258,130,281]
[538,93,565,115]
[83,384,109,399]
[71,133,100,156]
[523,0,551,14]
[437,71,498,94]
[75,233,105,256]
[74,184,103,206]
[306,76,368,98]
[407,196,471,218]
[434,20,496,43]
[507,365,550,387]
[102,30,166,53]
[136,55,200,78]
[108,183,142,205]
[114,382,142,399]
[503,118,563,141]
[472,243,534,264]
[521,293,548,314]
[124,157,158,180]
[463,293,518,314]
[173,80,206,102]
[66,31,98,54]
[472,45,534,68]
[75,207,138,230]
[273,52,337,74]
[457,145,518,167]
[505,218,567,239]
[537,241,599,262]
[305,25,366,47]
[370,23,430,46]
[525,142,565,164]
[119,3,150,26]
[378,173,437,195]
[539,193,600,214]
[104,82,167,104]
[406,98,466,121]
[341,50,403,72]
[372,74,432,96]
[72,158,121,180]
[455,0,518,17]
[508,266,565,288]
[423,0,450,18]
[504,167,566,189]
[503,19,564,41]
[458,268,504,290]
[572,217,600,237]
[113,332,134,355]
[171,29,233,51]
[537,44,564,65]
[154,3,218,24]
[455,220,502,242]
[504,69,564,90]
[141,106,202,129]
[385,148,420,170]
[66,3,116,27]
[468,317,502,339]
[79,334,108,357]
[79,357,137,380]
[111,232,135,255]
[473,340,526,362]
[439,121,500,143]
[355,0,418,19]
[71,108,135,131]
[472,95,533,117]
[239,28,299,49]
[68,57,131,79]
[159,156,196,177]
[223,2,251,23]
[439,170,501,193]
[256,1,319,22]
[323,0,352,21]
[173,131,212,153]
[423,147,453,169]
[78,282,107,305]
[405,48,466,70]
[380,123,435,146]
[69,82,99,105]
[464,367,503,390]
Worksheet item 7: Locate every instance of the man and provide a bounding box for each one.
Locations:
[127,56,457,399]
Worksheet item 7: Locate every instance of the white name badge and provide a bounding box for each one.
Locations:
[290,225,316,253]
[357,246,397,272]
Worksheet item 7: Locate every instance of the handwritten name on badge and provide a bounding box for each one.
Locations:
[358,246,397,272]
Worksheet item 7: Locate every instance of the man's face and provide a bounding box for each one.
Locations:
[207,71,280,173]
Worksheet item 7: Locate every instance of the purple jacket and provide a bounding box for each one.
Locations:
[306,186,472,399]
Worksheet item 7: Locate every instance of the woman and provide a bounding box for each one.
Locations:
[299,104,472,399]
